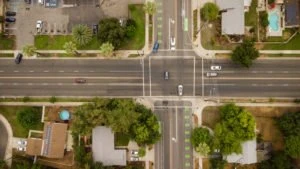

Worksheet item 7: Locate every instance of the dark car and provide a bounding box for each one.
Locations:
[75,78,87,84]
[5,11,16,16]
[92,24,98,35]
[15,53,23,64]
[5,17,16,23]
[152,41,159,53]
[24,0,31,4]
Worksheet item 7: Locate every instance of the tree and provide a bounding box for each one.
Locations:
[72,24,92,46]
[63,41,78,56]
[138,147,146,157]
[130,103,161,145]
[49,96,57,103]
[100,42,114,57]
[258,151,292,169]
[125,19,137,38]
[201,3,219,21]
[191,127,212,148]
[143,2,157,15]
[195,142,210,156]
[284,135,300,158]
[98,18,126,49]
[0,160,8,169]
[260,11,269,28]
[231,40,259,68]
[17,107,41,129]
[277,112,300,137]
[22,45,37,57]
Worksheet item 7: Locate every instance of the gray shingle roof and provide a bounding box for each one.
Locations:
[216,0,245,35]
[285,0,300,26]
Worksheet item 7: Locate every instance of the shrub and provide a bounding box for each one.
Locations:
[17,107,41,129]
[49,96,57,103]
[138,147,146,157]
[23,96,30,102]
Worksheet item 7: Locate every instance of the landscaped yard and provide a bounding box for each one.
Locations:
[202,106,300,150]
[35,35,101,50]
[119,4,145,50]
[0,35,15,50]
[263,33,300,50]
[115,132,130,146]
[0,106,44,138]
[245,0,258,27]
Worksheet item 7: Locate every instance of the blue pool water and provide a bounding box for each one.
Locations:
[268,11,279,31]
[60,110,70,120]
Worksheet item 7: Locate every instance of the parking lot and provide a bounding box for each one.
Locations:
[4,0,141,49]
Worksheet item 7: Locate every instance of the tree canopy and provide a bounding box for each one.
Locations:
[201,3,219,21]
[284,135,300,158]
[72,24,92,46]
[22,45,37,57]
[277,112,300,137]
[260,11,269,28]
[63,41,77,56]
[191,127,212,148]
[231,40,259,68]
[258,151,292,169]
[100,42,114,57]
[213,103,256,155]
[143,2,157,15]
[17,107,41,129]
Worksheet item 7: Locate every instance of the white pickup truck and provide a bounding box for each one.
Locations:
[36,20,43,33]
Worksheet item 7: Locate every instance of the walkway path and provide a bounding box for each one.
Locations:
[0,115,13,167]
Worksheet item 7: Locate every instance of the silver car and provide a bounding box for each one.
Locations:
[178,85,183,96]
[210,65,222,71]
[206,72,218,77]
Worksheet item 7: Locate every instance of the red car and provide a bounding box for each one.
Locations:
[75,78,86,84]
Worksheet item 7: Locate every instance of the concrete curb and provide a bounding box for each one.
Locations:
[0,115,13,167]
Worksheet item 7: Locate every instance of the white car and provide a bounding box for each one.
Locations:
[17,147,26,151]
[170,37,176,51]
[210,65,222,71]
[178,85,183,96]
[131,150,139,156]
[130,157,139,161]
[36,20,43,33]
[206,72,218,77]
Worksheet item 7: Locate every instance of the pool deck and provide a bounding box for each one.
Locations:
[267,5,283,37]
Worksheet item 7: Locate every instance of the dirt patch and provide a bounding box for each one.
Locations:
[201,106,221,129]
[202,158,210,169]
[44,106,76,125]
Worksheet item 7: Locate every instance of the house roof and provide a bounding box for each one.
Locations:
[226,139,257,164]
[26,138,43,156]
[285,0,300,26]
[216,0,245,35]
[42,122,68,158]
[92,126,126,166]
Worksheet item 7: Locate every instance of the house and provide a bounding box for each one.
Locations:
[216,0,245,35]
[92,126,126,166]
[226,139,257,164]
[26,122,68,158]
[285,0,300,27]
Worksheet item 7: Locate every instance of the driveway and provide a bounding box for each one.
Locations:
[0,121,8,159]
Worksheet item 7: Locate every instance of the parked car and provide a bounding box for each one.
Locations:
[5,17,16,23]
[5,11,16,16]
[17,147,26,151]
[130,157,139,161]
[131,150,139,156]
[75,78,86,84]
[36,20,43,33]
[92,24,98,35]
[38,0,44,4]
[170,37,176,51]
[24,0,31,4]
[164,71,169,80]
[15,53,23,64]
[210,65,222,71]
[178,85,183,96]
[206,72,218,77]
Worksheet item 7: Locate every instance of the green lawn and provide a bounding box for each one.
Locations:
[0,106,43,138]
[35,35,101,50]
[263,33,300,50]
[0,53,14,57]
[245,0,258,26]
[120,4,145,50]
[115,132,130,146]
[0,35,15,50]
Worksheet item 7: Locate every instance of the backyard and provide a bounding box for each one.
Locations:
[0,106,43,138]
[202,106,300,150]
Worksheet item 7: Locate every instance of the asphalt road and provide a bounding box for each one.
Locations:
[154,101,193,169]
[0,121,8,159]
[0,58,300,97]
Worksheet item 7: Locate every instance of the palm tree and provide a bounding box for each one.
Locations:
[100,42,114,57]
[72,24,92,46]
[22,45,37,57]
[63,41,78,56]
[143,2,157,15]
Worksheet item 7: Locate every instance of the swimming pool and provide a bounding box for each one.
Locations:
[268,11,279,31]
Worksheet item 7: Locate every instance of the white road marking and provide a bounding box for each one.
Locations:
[59,70,64,73]
[58,83,62,85]
[149,57,152,96]
[109,71,141,73]
[267,71,273,73]
[141,58,145,96]
[252,84,257,86]
[283,84,289,86]
[216,77,300,80]
[13,83,18,85]
[283,71,289,73]
[0,76,141,80]
[74,70,79,72]
[42,83,48,85]
[14,70,19,73]
[267,84,273,86]
[28,83,33,85]
[43,70,49,73]
[0,70,4,73]
[252,71,257,73]
[193,56,195,96]
[29,70,34,73]
[89,70,94,73]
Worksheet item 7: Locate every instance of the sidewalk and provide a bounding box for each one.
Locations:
[0,115,13,167]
